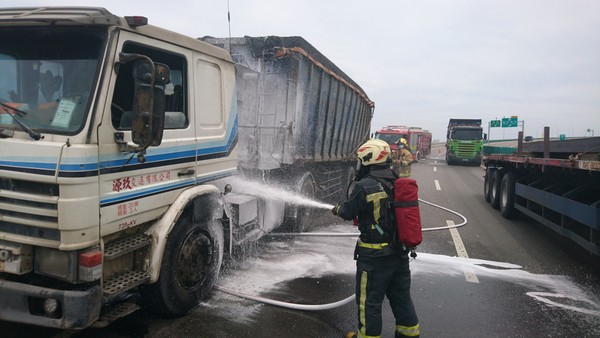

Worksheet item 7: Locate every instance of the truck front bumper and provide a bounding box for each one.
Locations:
[0,278,102,329]
[447,153,481,165]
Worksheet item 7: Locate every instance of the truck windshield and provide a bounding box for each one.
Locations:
[375,133,408,144]
[0,27,105,134]
[451,128,482,141]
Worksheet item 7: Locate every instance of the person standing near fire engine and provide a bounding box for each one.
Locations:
[393,138,413,177]
[332,139,420,338]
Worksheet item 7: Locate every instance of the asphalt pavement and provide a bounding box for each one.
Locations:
[2,153,599,337]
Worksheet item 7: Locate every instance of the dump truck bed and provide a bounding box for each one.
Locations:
[203,36,374,170]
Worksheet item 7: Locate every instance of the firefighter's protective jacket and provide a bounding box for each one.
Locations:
[392,147,413,177]
[336,164,405,258]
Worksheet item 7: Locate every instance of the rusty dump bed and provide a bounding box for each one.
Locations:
[483,137,600,172]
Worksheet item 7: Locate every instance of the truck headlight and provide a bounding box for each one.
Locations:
[35,247,77,282]
[34,247,102,283]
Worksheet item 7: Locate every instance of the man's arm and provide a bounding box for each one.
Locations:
[333,185,365,221]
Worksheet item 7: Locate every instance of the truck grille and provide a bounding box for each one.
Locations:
[456,143,476,157]
[0,178,60,240]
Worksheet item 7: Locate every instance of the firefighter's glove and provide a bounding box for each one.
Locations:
[332,204,341,216]
[401,160,409,167]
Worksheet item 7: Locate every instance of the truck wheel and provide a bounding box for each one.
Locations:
[490,169,504,210]
[139,216,223,317]
[500,172,518,219]
[284,172,316,232]
[484,168,495,203]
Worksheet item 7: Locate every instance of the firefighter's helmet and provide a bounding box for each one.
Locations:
[357,139,391,166]
[397,138,408,146]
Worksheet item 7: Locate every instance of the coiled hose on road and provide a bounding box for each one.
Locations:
[214,198,467,311]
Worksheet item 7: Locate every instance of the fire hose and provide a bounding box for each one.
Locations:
[214,198,467,311]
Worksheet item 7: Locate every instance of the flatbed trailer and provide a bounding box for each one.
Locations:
[482,129,600,256]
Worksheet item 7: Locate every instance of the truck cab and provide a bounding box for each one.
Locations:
[0,7,237,328]
[445,119,485,165]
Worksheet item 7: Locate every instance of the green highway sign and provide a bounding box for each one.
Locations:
[501,116,518,128]
[490,120,501,127]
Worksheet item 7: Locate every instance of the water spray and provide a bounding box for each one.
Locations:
[269,198,468,237]
[216,177,469,311]
[227,176,334,210]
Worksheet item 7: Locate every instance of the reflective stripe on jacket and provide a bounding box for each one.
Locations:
[336,165,402,257]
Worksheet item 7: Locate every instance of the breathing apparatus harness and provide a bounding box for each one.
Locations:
[348,159,422,258]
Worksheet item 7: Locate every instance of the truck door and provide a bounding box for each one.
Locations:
[191,52,238,184]
[98,32,196,236]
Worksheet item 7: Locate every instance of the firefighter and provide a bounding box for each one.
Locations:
[332,139,420,338]
[393,138,413,177]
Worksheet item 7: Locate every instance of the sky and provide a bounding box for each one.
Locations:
[6,0,600,141]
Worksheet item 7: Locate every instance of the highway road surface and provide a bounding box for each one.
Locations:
[2,146,599,337]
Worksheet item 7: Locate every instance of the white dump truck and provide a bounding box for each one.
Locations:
[0,7,373,328]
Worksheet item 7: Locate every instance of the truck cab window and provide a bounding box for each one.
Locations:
[0,28,102,134]
[112,43,187,130]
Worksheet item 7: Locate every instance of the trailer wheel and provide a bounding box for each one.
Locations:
[484,168,495,203]
[490,169,504,210]
[284,172,316,232]
[139,216,223,317]
[500,171,518,219]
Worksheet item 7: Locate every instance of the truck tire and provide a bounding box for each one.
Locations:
[445,152,452,165]
[490,169,504,210]
[484,168,495,203]
[284,172,316,232]
[500,171,518,219]
[139,216,223,317]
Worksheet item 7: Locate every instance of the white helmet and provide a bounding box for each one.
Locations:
[357,139,391,166]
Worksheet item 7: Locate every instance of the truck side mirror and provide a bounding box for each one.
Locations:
[131,60,170,147]
[483,133,487,140]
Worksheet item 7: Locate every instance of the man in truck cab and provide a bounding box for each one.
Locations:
[332,139,420,338]
[393,138,413,177]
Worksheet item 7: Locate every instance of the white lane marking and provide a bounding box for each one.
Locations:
[433,167,437,172]
[434,180,441,190]
[447,220,479,283]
